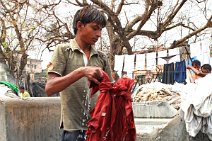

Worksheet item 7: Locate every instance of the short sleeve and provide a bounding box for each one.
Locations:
[47,45,66,76]
[104,56,113,82]
[98,51,113,82]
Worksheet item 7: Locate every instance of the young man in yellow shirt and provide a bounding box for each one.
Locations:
[19,86,30,97]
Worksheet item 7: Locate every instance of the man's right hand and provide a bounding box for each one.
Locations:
[83,66,103,85]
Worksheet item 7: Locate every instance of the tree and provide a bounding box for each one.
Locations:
[0,0,211,83]
[0,0,42,84]
[0,0,65,84]
[32,0,74,52]
[66,0,211,67]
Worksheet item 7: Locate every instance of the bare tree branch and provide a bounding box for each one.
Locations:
[116,0,124,15]
[163,0,187,28]
[169,15,212,49]
[127,0,162,39]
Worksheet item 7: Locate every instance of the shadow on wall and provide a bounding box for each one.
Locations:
[30,82,59,97]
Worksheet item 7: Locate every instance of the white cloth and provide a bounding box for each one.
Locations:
[123,54,135,71]
[0,84,19,98]
[180,74,212,139]
[190,44,210,65]
[190,45,201,59]
[126,71,133,78]
[158,50,167,65]
[117,70,122,78]
[169,48,180,63]
[114,55,124,71]
[135,54,145,70]
[202,52,210,64]
[202,45,210,53]
[0,85,10,96]
[146,52,156,70]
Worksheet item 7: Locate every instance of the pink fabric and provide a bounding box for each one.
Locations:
[86,71,136,141]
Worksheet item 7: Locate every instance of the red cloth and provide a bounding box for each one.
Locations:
[86,71,136,141]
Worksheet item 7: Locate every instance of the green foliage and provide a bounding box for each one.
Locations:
[2,42,9,49]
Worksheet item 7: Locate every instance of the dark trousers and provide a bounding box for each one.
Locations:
[61,130,86,141]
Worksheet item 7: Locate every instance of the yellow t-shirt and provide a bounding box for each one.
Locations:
[20,91,30,97]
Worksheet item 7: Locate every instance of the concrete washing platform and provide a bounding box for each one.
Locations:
[133,101,178,118]
[0,97,210,141]
[0,97,61,141]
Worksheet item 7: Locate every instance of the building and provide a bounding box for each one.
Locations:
[24,58,42,73]
[22,58,42,82]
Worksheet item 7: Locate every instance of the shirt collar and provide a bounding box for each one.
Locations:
[69,39,99,56]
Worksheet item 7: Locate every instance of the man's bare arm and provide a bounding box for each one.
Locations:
[186,66,206,77]
[45,66,103,96]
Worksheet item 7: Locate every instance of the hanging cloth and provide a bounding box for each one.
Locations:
[162,63,175,84]
[114,55,124,71]
[174,60,187,84]
[86,71,136,141]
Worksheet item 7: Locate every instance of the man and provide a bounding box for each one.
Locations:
[45,6,112,141]
[200,64,211,76]
[19,86,30,97]
[186,60,201,81]
[187,61,211,81]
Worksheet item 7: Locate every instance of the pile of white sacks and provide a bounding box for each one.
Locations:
[132,74,212,140]
[132,82,184,110]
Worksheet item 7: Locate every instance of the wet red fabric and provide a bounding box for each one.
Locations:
[86,71,136,141]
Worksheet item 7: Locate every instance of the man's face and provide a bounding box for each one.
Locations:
[193,64,200,70]
[20,88,24,93]
[78,22,102,45]
[201,68,210,74]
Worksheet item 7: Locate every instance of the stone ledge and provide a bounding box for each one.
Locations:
[0,97,61,141]
[133,101,178,118]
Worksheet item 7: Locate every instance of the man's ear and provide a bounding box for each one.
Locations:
[76,21,84,31]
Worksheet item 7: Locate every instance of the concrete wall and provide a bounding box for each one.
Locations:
[0,97,211,141]
[0,99,7,141]
[136,115,211,141]
[133,101,178,118]
[0,97,61,141]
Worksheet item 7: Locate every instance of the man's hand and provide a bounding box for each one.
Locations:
[186,66,192,69]
[83,66,103,84]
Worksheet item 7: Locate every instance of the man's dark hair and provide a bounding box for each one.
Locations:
[201,64,211,72]
[19,86,25,89]
[73,6,107,34]
[192,60,201,67]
